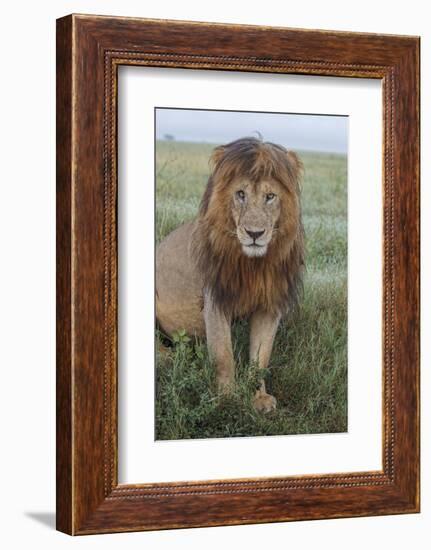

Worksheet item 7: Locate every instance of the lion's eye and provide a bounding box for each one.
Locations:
[236,190,245,202]
[266,193,276,203]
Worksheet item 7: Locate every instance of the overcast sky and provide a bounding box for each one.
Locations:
[156,108,348,154]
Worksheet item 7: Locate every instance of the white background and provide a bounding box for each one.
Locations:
[119,68,382,483]
[0,1,428,549]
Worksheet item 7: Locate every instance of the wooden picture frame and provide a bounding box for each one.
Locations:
[56,14,420,535]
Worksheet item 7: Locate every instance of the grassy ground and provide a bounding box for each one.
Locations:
[155,140,347,440]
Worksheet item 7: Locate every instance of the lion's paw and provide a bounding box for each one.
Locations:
[253,391,277,413]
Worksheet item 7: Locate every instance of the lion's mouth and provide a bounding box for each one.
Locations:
[242,243,268,257]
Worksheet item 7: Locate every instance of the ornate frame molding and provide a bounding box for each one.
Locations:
[57,14,419,534]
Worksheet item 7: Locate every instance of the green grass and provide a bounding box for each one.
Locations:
[155,140,347,440]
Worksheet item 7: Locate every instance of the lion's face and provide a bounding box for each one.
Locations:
[231,179,282,257]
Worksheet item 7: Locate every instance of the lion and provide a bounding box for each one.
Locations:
[156,137,304,412]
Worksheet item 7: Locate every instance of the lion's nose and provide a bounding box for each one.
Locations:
[245,229,265,241]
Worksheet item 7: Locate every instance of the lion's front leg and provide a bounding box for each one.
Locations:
[203,292,235,391]
[249,310,281,412]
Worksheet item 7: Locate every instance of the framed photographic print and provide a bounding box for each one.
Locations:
[56,14,420,535]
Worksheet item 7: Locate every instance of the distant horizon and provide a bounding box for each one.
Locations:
[155,107,349,155]
[155,137,347,156]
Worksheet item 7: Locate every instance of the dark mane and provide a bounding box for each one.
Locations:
[192,137,305,319]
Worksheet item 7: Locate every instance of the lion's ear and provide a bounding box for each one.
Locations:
[286,151,304,181]
[209,145,226,170]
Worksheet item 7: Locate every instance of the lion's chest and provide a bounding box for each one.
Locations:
[211,258,289,318]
